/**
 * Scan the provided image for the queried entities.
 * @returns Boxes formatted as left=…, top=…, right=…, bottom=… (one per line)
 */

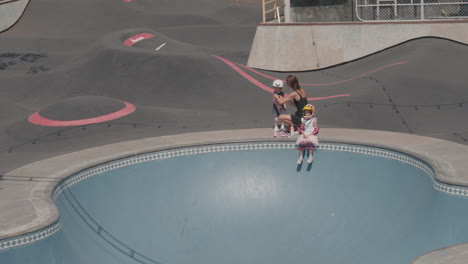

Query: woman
left=273, top=75, right=308, bottom=134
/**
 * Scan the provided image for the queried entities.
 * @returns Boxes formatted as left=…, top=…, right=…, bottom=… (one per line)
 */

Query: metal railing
left=262, top=0, right=285, bottom=23
left=355, top=0, right=468, bottom=21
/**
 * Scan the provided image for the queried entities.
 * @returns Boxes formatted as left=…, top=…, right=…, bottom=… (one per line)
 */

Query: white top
left=301, top=117, right=317, bottom=133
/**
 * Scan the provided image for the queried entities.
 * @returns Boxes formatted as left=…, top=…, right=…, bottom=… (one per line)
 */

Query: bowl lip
left=50, top=139, right=439, bottom=201
left=1, top=128, right=467, bottom=263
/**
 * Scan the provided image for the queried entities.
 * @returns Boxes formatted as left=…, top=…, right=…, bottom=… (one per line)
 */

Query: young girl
left=296, top=104, right=319, bottom=164
left=272, top=79, right=286, bottom=137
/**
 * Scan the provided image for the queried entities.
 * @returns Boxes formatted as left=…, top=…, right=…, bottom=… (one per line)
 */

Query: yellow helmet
left=302, top=104, right=315, bottom=113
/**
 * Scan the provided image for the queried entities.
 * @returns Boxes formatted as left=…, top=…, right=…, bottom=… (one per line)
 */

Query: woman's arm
left=274, top=92, right=296, bottom=105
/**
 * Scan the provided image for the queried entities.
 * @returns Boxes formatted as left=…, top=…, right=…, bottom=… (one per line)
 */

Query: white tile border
left=0, top=221, right=60, bottom=251
left=53, top=142, right=468, bottom=201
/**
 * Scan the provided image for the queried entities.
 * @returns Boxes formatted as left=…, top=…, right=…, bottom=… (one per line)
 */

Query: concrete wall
left=291, top=0, right=356, bottom=22
left=0, top=0, right=30, bottom=32
left=247, top=21, right=468, bottom=71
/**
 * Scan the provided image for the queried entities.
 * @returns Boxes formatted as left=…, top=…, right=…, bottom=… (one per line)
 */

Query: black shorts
left=291, top=114, right=302, bottom=127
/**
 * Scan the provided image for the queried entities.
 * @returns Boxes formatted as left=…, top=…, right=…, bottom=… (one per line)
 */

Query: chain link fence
left=356, top=0, right=468, bottom=21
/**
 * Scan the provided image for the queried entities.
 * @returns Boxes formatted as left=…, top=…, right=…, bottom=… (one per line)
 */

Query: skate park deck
left=0, top=0, right=467, bottom=263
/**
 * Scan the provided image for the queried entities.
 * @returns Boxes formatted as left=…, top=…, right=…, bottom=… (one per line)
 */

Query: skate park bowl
left=0, top=129, right=468, bottom=264
left=1, top=0, right=468, bottom=262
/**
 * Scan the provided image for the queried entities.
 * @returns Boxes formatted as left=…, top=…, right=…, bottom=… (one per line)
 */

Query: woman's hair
left=286, top=75, right=301, bottom=91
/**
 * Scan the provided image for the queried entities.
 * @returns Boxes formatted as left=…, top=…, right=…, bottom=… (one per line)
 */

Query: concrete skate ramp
left=0, top=0, right=29, bottom=32
left=2, top=142, right=468, bottom=264
left=247, top=21, right=468, bottom=71
left=0, top=0, right=466, bottom=174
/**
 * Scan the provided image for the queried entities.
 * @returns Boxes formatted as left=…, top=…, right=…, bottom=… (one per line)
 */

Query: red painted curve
left=235, top=61, right=408, bottom=86
left=211, top=55, right=351, bottom=101
left=123, top=33, right=155, bottom=47
left=28, top=102, right=136, bottom=127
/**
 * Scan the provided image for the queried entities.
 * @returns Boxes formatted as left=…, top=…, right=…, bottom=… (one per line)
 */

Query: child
left=272, top=79, right=287, bottom=137
left=296, top=104, right=319, bottom=164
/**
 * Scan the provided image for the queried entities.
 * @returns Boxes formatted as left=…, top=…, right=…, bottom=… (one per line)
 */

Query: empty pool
left=1, top=142, right=468, bottom=264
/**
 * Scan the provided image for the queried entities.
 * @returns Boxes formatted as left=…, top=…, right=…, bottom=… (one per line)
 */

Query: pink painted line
left=211, top=55, right=350, bottom=101
left=123, top=0, right=133, bottom=2
left=307, top=94, right=351, bottom=101
left=123, top=33, right=155, bottom=47
left=28, top=102, right=136, bottom=127
left=235, top=61, right=408, bottom=86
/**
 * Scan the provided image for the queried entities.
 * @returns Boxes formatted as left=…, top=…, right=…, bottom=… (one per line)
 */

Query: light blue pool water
left=1, top=142, right=468, bottom=264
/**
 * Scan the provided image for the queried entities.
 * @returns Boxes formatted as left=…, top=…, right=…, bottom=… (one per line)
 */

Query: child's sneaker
left=273, top=126, right=279, bottom=137
left=279, top=130, right=290, bottom=137
left=307, top=156, right=313, bottom=163
left=297, top=156, right=303, bottom=164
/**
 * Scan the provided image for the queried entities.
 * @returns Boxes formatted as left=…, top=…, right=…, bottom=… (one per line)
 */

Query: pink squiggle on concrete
left=212, top=55, right=350, bottom=101
left=28, top=102, right=136, bottom=127
left=123, top=33, right=155, bottom=47
left=235, top=61, right=408, bottom=86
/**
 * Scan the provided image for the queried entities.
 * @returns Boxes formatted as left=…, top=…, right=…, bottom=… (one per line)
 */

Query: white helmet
left=272, top=79, right=284, bottom=88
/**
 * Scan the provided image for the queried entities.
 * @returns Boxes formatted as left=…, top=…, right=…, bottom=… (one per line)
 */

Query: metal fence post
left=285, top=0, right=290, bottom=22
left=421, top=0, right=425, bottom=19
left=263, top=0, right=266, bottom=23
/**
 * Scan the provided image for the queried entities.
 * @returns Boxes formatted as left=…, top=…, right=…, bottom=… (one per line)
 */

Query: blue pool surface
left=1, top=143, right=468, bottom=264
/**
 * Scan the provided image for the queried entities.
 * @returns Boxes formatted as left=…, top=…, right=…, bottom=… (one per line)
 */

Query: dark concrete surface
left=0, top=0, right=466, bottom=175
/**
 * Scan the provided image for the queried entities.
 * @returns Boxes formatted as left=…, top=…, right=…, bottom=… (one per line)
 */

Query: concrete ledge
left=247, top=21, right=468, bottom=71
left=0, top=0, right=29, bottom=32
left=1, top=128, right=467, bottom=263
left=411, top=242, right=468, bottom=264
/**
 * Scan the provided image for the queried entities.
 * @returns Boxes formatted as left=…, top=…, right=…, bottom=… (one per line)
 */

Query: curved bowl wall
left=1, top=142, right=468, bottom=264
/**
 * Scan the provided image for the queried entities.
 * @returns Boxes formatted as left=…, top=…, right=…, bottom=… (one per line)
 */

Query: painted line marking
left=155, top=43, right=166, bottom=51
left=235, top=61, right=408, bottom=86
left=28, top=102, right=136, bottom=127
left=211, top=55, right=350, bottom=101
left=123, top=33, right=155, bottom=47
